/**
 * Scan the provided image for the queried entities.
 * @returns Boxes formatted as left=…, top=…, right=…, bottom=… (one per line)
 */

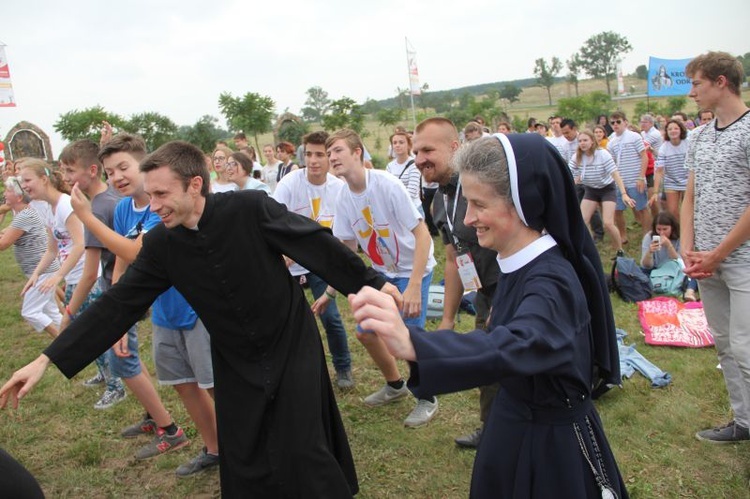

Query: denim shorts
left=615, top=185, right=648, bottom=211
left=383, top=270, right=434, bottom=328
left=108, top=325, right=141, bottom=378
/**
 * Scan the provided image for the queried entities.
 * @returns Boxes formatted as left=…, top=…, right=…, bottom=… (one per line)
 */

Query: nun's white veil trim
left=492, top=133, right=527, bottom=227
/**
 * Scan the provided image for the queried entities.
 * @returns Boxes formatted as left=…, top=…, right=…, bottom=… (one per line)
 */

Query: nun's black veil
left=494, top=133, right=620, bottom=391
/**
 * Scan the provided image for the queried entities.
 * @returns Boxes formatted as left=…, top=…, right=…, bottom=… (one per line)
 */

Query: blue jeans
left=383, top=270, right=434, bottom=328
left=307, top=273, right=351, bottom=373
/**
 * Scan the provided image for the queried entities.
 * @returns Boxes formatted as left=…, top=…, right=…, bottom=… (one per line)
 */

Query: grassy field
left=1, top=210, right=749, bottom=498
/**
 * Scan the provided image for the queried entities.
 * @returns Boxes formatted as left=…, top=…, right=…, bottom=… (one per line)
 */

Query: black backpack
left=609, top=256, right=652, bottom=302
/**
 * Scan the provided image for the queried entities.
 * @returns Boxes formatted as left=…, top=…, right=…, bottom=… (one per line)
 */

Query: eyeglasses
left=213, top=156, right=226, bottom=162
left=225, top=161, right=238, bottom=169
left=610, top=120, right=622, bottom=125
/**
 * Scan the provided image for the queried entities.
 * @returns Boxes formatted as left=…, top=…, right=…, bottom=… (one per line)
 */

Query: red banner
left=0, top=46, right=17, bottom=107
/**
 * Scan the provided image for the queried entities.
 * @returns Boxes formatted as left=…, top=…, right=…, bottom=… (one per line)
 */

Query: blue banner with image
left=647, top=57, right=694, bottom=96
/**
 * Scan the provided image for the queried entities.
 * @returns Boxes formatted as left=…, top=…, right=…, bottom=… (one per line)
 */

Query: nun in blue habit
left=350, top=133, right=627, bottom=499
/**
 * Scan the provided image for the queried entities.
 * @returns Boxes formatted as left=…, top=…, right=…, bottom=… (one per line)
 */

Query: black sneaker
left=455, top=427, right=483, bottom=449
left=696, top=421, right=750, bottom=444
left=176, top=447, right=220, bottom=477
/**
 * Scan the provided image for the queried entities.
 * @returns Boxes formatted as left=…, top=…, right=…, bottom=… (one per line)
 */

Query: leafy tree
left=566, top=55, right=583, bottom=97
left=278, top=120, right=309, bottom=146
left=177, top=115, right=229, bottom=152
left=416, top=83, right=430, bottom=111
left=321, top=97, right=366, bottom=135
left=533, top=57, right=562, bottom=106
left=361, top=98, right=382, bottom=115
left=121, top=112, right=178, bottom=151
left=635, top=64, right=648, bottom=80
left=577, top=31, right=632, bottom=95
left=499, top=84, right=522, bottom=105
left=377, top=107, right=404, bottom=130
left=218, top=92, right=275, bottom=152
left=633, top=96, right=688, bottom=120
left=300, top=86, right=331, bottom=122
left=556, top=91, right=612, bottom=126
left=54, top=105, right=124, bottom=143
left=395, top=87, right=410, bottom=110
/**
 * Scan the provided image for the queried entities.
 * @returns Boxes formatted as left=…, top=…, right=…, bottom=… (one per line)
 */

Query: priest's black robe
left=407, top=247, right=628, bottom=499
left=44, top=191, right=386, bottom=498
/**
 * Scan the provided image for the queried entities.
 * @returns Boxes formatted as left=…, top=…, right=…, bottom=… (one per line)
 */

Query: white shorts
left=21, top=273, right=62, bottom=332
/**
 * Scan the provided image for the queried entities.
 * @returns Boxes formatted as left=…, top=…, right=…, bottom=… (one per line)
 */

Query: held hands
left=348, top=286, right=416, bottom=361
left=682, top=249, right=719, bottom=279
left=0, top=355, right=50, bottom=410
left=635, top=179, right=646, bottom=194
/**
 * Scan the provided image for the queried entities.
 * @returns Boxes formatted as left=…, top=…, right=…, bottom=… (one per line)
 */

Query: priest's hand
left=349, top=287, right=416, bottom=361
left=0, top=355, right=51, bottom=410
left=379, top=282, right=403, bottom=310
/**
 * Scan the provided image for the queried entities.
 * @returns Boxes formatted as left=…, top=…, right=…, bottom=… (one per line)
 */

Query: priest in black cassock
left=0, top=140, right=400, bottom=498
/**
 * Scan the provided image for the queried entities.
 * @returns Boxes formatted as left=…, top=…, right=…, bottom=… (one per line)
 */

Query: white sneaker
left=363, top=383, right=409, bottom=407
left=404, top=398, right=438, bottom=428
left=94, top=388, right=127, bottom=410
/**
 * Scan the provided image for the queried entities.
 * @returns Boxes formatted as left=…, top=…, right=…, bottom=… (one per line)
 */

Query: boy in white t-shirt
left=324, top=128, right=439, bottom=428
left=273, top=131, right=355, bottom=389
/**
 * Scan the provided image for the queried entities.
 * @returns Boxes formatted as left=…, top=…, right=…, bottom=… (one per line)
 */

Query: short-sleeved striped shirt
left=10, top=207, right=61, bottom=276
left=655, top=140, right=689, bottom=191
left=568, top=148, right=618, bottom=189
left=686, top=112, right=750, bottom=263
left=608, top=130, right=645, bottom=187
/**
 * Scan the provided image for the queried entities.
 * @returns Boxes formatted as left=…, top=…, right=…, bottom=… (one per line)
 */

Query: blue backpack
left=610, top=256, right=652, bottom=303
left=650, top=260, right=688, bottom=297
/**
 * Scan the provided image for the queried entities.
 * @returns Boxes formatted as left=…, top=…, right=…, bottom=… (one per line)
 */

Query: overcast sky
left=1, top=0, right=747, bottom=155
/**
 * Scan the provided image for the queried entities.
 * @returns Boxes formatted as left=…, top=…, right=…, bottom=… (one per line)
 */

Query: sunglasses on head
left=610, top=119, right=622, bottom=125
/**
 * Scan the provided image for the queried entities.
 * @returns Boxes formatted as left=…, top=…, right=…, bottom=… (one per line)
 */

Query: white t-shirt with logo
left=334, top=169, right=435, bottom=279
left=273, top=169, right=346, bottom=276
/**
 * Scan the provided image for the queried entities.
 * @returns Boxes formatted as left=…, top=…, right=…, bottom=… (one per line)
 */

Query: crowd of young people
left=0, top=50, right=747, bottom=498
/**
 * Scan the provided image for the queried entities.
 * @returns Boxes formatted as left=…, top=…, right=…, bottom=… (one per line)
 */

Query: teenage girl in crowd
left=225, top=151, right=271, bottom=193
left=210, top=145, right=237, bottom=193
left=568, top=130, right=632, bottom=254
left=649, top=119, right=689, bottom=221
left=18, top=159, right=102, bottom=334
left=261, top=144, right=282, bottom=193
left=593, top=125, right=609, bottom=149
left=385, top=131, right=422, bottom=213
left=0, top=176, right=62, bottom=338
left=275, top=141, right=299, bottom=183
left=640, top=211, right=699, bottom=301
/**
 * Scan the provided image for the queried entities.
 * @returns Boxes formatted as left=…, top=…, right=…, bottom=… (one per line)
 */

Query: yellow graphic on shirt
left=358, top=206, right=390, bottom=267
left=310, top=197, right=333, bottom=228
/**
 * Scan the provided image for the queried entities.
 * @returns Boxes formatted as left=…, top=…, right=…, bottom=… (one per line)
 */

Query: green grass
left=1, top=213, right=749, bottom=498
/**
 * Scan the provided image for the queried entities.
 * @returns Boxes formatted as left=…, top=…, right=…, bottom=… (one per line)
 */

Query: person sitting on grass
left=640, top=211, right=698, bottom=301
